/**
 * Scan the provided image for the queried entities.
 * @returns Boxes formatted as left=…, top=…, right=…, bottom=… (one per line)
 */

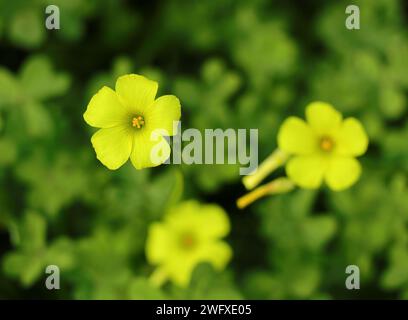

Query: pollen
left=180, top=233, right=196, bottom=250
left=320, top=136, right=334, bottom=152
left=132, top=115, right=145, bottom=129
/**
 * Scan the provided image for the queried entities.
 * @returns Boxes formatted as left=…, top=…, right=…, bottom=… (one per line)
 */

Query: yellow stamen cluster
left=320, top=136, right=334, bottom=152
left=132, top=115, right=145, bottom=129
left=180, top=233, right=196, bottom=250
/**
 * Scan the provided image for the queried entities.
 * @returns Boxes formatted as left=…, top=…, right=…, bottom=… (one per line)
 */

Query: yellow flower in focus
left=278, top=102, right=368, bottom=191
left=146, top=201, right=232, bottom=287
left=83, top=74, right=181, bottom=170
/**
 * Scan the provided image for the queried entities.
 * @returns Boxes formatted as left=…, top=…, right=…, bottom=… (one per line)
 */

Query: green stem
left=237, top=177, right=295, bottom=209
left=149, top=267, right=168, bottom=288
left=242, top=149, right=289, bottom=190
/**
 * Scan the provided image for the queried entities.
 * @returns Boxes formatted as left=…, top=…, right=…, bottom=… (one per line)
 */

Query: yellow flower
left=146, top=201, right=232, bottom=287
left=278, top=102, right=368, bottom=191
left=83, top=74, right=181, bottom=170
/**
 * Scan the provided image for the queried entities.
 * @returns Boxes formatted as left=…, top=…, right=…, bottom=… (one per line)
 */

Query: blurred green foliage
left=0, top=0, right=408, bottom=299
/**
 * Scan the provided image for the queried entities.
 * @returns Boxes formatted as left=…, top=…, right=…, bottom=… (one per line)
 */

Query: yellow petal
left=165, top=201, right=200, bottom=229
left=166, top=256, right=197, bottom=287
left=197, top=204, right=230, bottom=238
left=145, top=95, right=181, bottom=136
left=198, top=241, right=232, bottom=270
left=335, top=118, right=369, bottom=156
left=286, top=155, right=327, bottom=189
left=90, top=125, right=132, bottom=170
left=130, top=131, right=171, bottom=169
left=83, top=86, right=129, bottom=128
left=146, top=223, right=171, bottom=265
left=166, top=241, right=232, bottom=287
left=306, top=101, right=342, bottom=135
left=325, top=157, right=361, bottom=191
left=165, top=201, right=230, bottom=238
left=277, top=117, right=317, bottom=155
left=115, top=74, right=158, bottom=113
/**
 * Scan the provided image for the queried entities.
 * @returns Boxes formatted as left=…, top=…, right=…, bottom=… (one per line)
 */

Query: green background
left=0, top=0, right=408, bottom=299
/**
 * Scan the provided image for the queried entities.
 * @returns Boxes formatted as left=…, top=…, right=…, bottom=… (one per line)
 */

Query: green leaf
left=379, top=84, right=406, bottom=119
left=0, top=68, right=21, bottom=108
left=288, top=265, right=320, bottom=298
left=19, top=211, right=47, bottom=251
left=303, top=216, right=337, bottom=250
left=20, top=55, right=70, bottom=101
left=244, top=271, right=284, bottom=299
left=128, top=277, right=167, bottom=299
left=3, top=252, right=44, bottom=287
left=183, top=263, right=242, bottom=299
left=382, top=245, right=408, bottom=289
left=22, top=101, right=54, bottom=137
left=9, top=9, right=44, bottom=48
left=46, top=238, right=76, bottom=270
left=0, top=137, right=17, bottom=167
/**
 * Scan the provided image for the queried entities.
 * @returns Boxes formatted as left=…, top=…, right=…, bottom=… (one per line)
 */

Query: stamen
left=132, top=115, right=145, bottom=129
left=320, top=136, right=334, bottom=152
left=180, top=233, right=196, bottom=250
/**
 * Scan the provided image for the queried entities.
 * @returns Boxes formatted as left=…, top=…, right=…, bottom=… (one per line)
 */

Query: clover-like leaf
left=20, top=55, right=70, bottom=101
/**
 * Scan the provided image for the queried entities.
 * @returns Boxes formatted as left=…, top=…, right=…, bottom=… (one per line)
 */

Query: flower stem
left=149, top=267, right=168, bottom=287
left=242, top=149, right=289, bottom=190
left=237, top=177, right=295, bottom=209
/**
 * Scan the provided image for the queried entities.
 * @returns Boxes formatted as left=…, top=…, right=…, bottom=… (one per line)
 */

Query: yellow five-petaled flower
left=84, top=74, right=181, bottom=170
left=146, top=201, right=232, bottom=287
left=278, top=102, right=368, bottom=191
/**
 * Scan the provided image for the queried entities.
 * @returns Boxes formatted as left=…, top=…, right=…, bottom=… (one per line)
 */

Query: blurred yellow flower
left=83, top=74, right=181, bottom=170
left=146, top=201, right=232, bottom=287
left=278, top=101, right=368, bottom=191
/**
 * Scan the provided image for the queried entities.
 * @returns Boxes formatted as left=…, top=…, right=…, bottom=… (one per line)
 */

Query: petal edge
left=115, top=74, right=158, bottom=114
left=278, top=117, right=317, bottom=155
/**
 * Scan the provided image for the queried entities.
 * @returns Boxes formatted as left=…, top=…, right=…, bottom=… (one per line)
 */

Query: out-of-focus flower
left=146, top=201, right=232, bottom=287
left=238, top=102, right=368, bottom=209
left=84, top=74, right=181, bottom=170
left=278, top=102, right=368, bottom=190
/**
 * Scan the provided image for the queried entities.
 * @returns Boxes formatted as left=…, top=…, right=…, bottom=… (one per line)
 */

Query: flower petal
left=286, top=155, right=327, bottom=189
left=306, top=101, right=342, bottom=135
left=165, top=201, right=200, bottom=229
left=166, top=241, right=232, bottom=287
left=83, top=86, right=129, bottom=128
left=197, top=241, right=232, bottom=271
left=166, top=255, right=197, bottom=287
left=197, top=204, right=230, bottom=239
left=146, top=223, right=171, bottom=265
left=165, top=201, right=230, bottom=238
left=277, top=117, right=317, bottom=155
left=335, top=118, right=369, bottom=156
left=90, top=125, right=132, bottom=170
left=130, top=131, right=171, bottom=169
left=115, top=74, right=158, bottom=113
left=145, top=95, right=181, bottom=136
left=325, top=157, right=361, bottom=191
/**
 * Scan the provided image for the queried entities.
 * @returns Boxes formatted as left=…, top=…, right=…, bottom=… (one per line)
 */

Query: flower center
left=320, top=136, right=334, bottom=152
left=179, top=233, right=196, bottom=251
left=132, top=115, right=145, bottom=129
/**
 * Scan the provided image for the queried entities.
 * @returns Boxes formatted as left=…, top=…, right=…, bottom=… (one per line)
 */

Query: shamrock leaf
left=20, top=55, right=71, bottom=101
left=2, top=211, right=75, bottom=287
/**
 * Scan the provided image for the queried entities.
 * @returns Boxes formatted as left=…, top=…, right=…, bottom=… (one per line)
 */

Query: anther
left=132, top=116, right=145, bottom=129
